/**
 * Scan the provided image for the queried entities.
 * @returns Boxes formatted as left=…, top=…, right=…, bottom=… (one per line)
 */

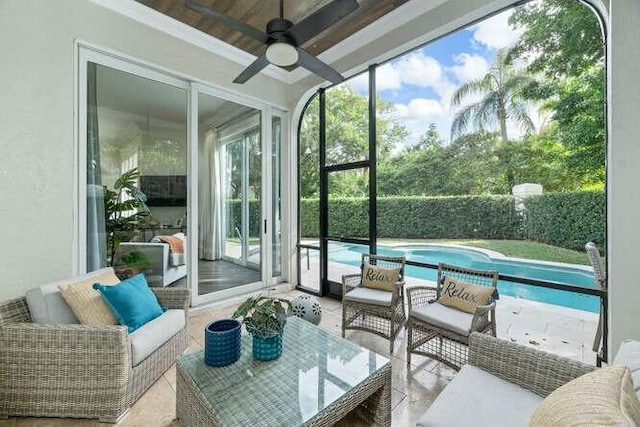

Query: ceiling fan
left=186, top=0, right=359, bottom=84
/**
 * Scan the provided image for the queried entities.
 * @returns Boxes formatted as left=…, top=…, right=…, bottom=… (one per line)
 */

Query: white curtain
left=198, top=130, right=222, bottom=260
left=86, top=62, right=107, bottom=271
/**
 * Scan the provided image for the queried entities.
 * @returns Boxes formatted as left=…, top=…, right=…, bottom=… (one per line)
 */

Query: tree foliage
left=299, top=85, right=408, bottom=198
left=299, top=0, right=605, bottom=200
left=450, top=49, right=536, bottom=143
left=541, top=65, right=605, bottom=185
left=509, top=0, right=605, bottom=187
left=508, top=0, right=604, bottom=78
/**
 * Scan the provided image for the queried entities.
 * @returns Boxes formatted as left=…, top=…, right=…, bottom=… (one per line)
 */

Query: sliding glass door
left=221, top=126, right=261, bottom=268
left=196, top=89, right=284, bottom=302
left=80, top=46, right=286, bottom=305
left=81, top=52, right=189, bottom=285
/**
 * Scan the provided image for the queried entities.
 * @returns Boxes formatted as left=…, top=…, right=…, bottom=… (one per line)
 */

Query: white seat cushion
left=25, top=267, right=115, bottom=324
left=343, top=287, right=392, bottom=307
left=411, top=302, right=474, bottom=336
left=417, top=364, right=543, bottom=427
left=129, top=309, right=185, bottom=366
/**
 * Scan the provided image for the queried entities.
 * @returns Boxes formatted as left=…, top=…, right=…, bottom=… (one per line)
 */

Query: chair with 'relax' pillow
left=407, top=262, right=499, bottom=370
left=342, top=254, right=406, bottom=354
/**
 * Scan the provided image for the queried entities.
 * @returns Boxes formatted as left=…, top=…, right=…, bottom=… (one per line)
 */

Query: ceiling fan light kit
left=187, top=0, right=359, bottom=84
left=266, top=42, right=298, bottom=67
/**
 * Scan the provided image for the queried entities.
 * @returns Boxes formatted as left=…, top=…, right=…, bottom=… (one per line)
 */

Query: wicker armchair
left=417, top=332, right=596, bottom=426
left=406, top=263, right=498, bottom=370
left=0, top=287, right=190, bottom=423
left=342, top=254, right=406, bottom=354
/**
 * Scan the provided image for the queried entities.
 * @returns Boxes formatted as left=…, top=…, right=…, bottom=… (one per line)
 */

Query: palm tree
left=450, top=48, right=536, bottom=143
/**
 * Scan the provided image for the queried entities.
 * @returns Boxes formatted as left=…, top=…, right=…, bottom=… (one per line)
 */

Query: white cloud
left=394, top=53, right=442, bottom=88
left=349, top=52, right=453, bottom=97
left=450, top=53, right=490, bottom=84
left=393, top=98, right=443, bottom=120
left=350, top=11, right=527, bottom=148
left=346, top=73, right=368, bottom=93
left=345, top=62, right=403, bottom=93
left=375, top=63, right=402, bottom=91
left=390, top=98, right=451, bottom=149
left=471, top=11, right=523, bottom=50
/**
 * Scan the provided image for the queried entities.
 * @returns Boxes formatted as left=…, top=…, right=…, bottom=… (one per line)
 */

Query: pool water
left=329, top=243, right=599, bottom=313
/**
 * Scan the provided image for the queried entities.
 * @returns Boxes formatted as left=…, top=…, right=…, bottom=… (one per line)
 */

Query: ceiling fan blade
left=394, top=0, right=410, bottom=5
left=233, top=53, right=270, bottom=84
left=186, top=0, right=269, bottom=43
left=289, top=0, right=359, bottom=46
left=296, top=48, right=345, bottom=84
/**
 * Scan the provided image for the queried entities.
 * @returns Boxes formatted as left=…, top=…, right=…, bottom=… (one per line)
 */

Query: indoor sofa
left=0, top=267, right=190, bottom=423
left=417, top=333, right=640, bottom=426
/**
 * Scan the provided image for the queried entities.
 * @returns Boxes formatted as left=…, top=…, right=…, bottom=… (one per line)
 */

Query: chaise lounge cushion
left=25, top=267, right=116, bottom=324
left=129, top=309, right=185, bottom=366
left=411, top=302, right=474, bottom=336
left=416, top=364, right=543, bottom=427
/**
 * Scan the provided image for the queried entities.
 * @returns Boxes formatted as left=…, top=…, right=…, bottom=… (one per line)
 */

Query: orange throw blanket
left=157, top=236, right=185, bottom=267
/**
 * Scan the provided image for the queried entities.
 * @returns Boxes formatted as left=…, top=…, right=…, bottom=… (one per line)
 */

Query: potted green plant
left=104, top=168, right=150, bottom=264
left=233, top=295, right=291, bottom=361
left=114, top=250, right=152, bottom=279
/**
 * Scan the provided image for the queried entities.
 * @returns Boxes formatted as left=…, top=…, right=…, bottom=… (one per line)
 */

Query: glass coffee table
left=176, top=316, right=391, bottom=426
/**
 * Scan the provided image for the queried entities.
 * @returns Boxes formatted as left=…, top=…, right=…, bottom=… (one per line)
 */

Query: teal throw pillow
left=93, top=273, right=165, bottom=333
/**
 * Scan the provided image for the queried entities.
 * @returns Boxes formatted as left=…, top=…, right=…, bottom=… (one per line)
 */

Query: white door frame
left=76, top=45, right=189, bottom=275
left=76, top=43, right=290, bottom=308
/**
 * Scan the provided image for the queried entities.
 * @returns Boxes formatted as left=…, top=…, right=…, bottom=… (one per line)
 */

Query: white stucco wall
left=608, top=0, right=640, bottom=355
left=0, top=0, right=290, bottom=300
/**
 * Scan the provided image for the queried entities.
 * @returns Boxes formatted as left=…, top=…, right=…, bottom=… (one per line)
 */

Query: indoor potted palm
left=233, top=295, right=291, bottom=361
left=104, top=168, right=150, bottom=264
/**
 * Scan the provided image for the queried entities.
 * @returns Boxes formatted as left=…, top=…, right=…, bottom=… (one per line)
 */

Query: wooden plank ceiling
left=135, top=0, right=402, bottom=63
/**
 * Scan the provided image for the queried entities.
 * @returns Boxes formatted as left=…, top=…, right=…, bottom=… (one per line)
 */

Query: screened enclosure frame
left=295, top=0, right=610, bottom=363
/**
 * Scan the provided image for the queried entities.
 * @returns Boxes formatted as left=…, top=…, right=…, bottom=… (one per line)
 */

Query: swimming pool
left=328, top=243, right=599, bottom=313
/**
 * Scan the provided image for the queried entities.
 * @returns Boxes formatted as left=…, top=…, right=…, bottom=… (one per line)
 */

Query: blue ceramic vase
left=204, top=318, right=241, bottom=367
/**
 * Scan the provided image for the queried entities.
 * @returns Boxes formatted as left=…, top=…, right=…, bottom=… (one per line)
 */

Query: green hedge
left=523, top=190, right=605, bottom=251
left=300, top=191, right=605, bottom=252
left=243, top=191, right=605, bottom=252
left=300, top=195, right=520, bottom=239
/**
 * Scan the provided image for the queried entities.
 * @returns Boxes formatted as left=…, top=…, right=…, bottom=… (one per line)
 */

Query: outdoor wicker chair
left=342, top=254, right=406, bottom=354
left=0, top=283, right=190, bottom=422
left=406, top=262, right=499, bottom=370
left=585, top=241, right=607, bottom=356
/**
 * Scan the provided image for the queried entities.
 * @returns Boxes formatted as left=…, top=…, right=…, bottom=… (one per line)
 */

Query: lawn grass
left=378, top=238, right=591, bottom=265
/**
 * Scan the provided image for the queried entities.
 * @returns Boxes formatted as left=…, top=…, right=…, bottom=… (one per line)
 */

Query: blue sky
left=346, top=9, right=524, bottom=147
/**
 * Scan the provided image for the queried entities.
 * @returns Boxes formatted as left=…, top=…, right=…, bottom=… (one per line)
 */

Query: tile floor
left=0, top=287, right=598, bottom=427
